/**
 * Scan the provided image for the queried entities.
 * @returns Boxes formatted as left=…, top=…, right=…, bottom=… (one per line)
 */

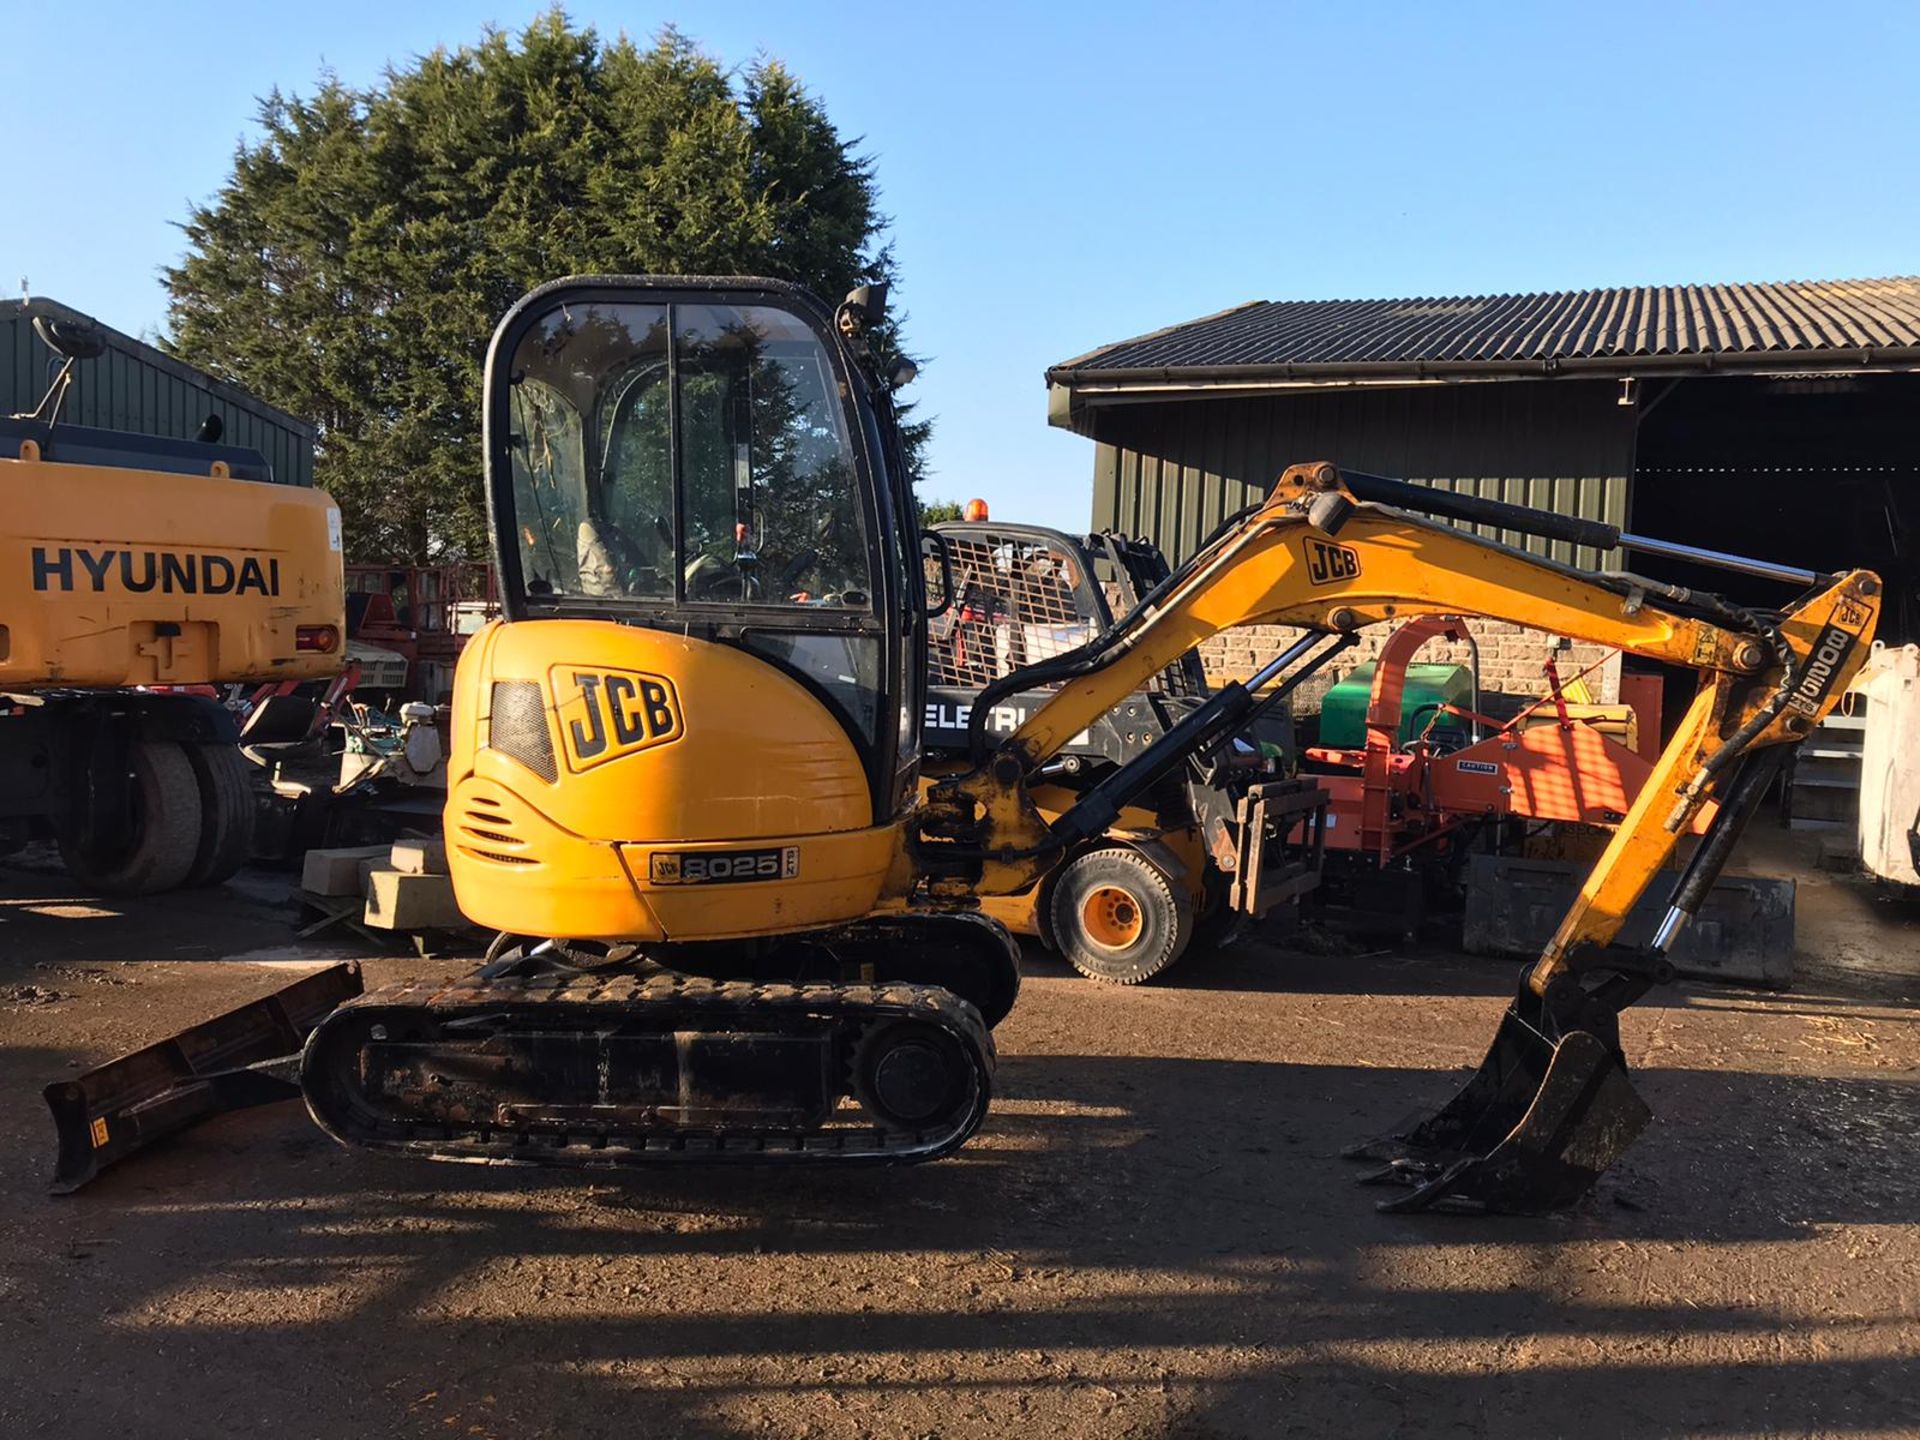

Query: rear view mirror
left=32, top=313, right=106, bottom=362
left=921, top=530, right=954, bottom=618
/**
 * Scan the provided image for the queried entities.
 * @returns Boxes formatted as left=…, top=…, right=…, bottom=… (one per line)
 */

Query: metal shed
left=1, top=297, right=315, bottom=487
left=1049, top=276, right=1920, bottom=636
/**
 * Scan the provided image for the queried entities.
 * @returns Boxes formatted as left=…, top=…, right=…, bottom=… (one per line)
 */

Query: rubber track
left=301, top=972, right=994, bottom=1168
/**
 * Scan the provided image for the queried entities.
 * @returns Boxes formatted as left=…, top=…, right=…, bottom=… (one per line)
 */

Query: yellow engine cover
left=446, top=618, right=906, bottom=943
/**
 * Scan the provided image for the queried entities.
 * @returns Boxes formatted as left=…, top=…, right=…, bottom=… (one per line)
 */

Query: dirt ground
left=1, top=835, right=1916, bottom=1440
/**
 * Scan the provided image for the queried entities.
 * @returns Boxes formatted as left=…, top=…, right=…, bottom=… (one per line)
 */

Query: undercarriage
left=47, top=909, right=1020, bottom=1189
left=304, top=971, right=995, bottom=1167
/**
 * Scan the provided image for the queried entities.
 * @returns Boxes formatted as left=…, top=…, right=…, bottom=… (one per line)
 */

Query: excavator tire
left=183, top=742, right=256, bottom=887
left=1050, top=846, right=1192, bottom=985
left=58, top=740, right=203, bottom=896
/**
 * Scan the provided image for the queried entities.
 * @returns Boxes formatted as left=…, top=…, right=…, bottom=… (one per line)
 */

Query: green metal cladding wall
left=1085, top=378, right=1633, bottom=572
left=1, top=300, right=315, bottom=487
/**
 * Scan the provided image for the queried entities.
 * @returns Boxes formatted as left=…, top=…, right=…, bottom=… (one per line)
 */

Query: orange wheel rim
left=1081, top=885, right=1144, bottom=950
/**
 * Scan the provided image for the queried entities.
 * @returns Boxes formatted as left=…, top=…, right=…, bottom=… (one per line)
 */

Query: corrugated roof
left=0, top=297, right=315, bottom=436
left=1050, top=276, right=1920, bottom=383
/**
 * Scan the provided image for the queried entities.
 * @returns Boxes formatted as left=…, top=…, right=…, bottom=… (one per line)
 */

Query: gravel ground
left=1, top=839, right=1916, bottom=1440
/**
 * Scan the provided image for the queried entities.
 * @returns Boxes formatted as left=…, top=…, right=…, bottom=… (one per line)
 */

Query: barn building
left=1047, top=276, right=1920, bottom=710
left=2, top=297, right=314, bottom=487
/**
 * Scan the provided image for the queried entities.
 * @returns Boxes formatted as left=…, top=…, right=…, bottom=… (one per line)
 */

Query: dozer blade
left=43, top=962, right=363, bottom=1194
left=1344, top=1012, right=1651, bottom=1214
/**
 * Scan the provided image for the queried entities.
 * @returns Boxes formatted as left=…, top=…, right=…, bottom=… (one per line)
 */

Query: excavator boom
left=918, top=461, right=1879, bottom=1211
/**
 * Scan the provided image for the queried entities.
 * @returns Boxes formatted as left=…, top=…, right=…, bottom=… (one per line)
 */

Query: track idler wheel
left=851, top=1020, right=975, bottom=1131
left=1343, top=983, right=1652, bottom=1214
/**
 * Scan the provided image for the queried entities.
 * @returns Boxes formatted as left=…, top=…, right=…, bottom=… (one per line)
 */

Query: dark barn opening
left=1630, top=373, right=1920, bottom=636
left=1049, top=277, right=1920, bottom=649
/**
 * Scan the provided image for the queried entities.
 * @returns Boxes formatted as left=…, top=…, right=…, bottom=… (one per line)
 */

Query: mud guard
left=43, top=963, right=362, bottom=1194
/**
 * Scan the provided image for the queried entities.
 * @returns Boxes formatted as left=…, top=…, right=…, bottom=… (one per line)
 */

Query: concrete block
left=1817, top=834, right=1861, bottom=872
left=363, top=869, right=470, bottom=931
left=357, top=856, right=384, bottom=894
left=390, top=838, right=449, bottom=875
left=300, top=844, right=394, bottom=897
left=1462, top=853, right=1795, bottom=988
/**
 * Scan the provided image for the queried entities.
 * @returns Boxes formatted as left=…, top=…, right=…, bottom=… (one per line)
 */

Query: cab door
left=485, top=277, right=919, bottom=823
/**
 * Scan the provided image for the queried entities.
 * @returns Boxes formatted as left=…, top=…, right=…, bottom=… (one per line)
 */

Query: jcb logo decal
left=1303, top=537, right=1362, bottom=585
left=554, top=666, right=683, bottom=771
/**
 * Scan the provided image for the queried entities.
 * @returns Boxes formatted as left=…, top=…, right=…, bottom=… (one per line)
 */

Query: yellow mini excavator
left=50, top=276, right=1879, bottom=1214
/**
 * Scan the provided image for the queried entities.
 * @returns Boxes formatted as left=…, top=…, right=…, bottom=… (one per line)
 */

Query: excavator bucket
left=1345, top=1006, right=1651, bottom=1214
left=43, top=962, right=361, bottom=1194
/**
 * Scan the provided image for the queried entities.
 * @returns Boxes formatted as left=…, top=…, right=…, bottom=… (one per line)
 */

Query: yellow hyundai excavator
left=2, top=306, right=344, bottom=893
left=50, top=276, right=1878, bottom=1215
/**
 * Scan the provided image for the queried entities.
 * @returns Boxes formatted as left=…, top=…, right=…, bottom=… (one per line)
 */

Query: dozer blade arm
left=921, top=460, right=1880, bottom=1212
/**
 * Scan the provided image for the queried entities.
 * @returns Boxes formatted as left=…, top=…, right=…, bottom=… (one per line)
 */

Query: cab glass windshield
left=505, top=299, right=872, bottom=609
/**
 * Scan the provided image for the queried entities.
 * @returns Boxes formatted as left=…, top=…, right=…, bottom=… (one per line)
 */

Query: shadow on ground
left=2, top=1015, right=1915, bottom=1439
left=2, top=834, right=1917, bottom=1438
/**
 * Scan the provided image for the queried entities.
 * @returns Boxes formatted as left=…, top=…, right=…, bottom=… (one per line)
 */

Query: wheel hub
left=1082, top=885, right=1144, bottom=950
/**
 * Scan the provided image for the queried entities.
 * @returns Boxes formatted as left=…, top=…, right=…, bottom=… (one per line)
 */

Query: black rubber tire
left=182, top=742, right=256, bottom=887
left=1049, top=847, right=1193, bottom=985
left=58, top=740, right=203, bottom=895
left=863, top=919, right=1022, bottom=1029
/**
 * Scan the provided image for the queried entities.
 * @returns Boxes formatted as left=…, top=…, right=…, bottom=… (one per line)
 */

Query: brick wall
left=1201, top=620, right=1622, bottom=723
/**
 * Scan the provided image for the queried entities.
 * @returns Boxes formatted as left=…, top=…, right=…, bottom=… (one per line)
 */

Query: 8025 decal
left=649, top=846, right=801, bottom=885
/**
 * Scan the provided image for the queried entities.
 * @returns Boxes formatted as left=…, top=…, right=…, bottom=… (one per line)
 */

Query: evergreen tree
left=164, top=13, right=924, bottom=562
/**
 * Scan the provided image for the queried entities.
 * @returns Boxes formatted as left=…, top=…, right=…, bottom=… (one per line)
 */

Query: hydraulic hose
left=1340, top=471, right=1622, bottom=553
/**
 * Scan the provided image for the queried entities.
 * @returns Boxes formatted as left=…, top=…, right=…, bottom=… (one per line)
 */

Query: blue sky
left=7, top=2, right=1917, bottom=531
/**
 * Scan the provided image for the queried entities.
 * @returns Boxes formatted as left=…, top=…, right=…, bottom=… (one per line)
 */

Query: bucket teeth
left=1346, top=1014, right=1652, bottom=1215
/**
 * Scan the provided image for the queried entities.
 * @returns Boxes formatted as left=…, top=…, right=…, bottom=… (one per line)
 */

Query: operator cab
left=484, top=277, right=931, bottom=815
